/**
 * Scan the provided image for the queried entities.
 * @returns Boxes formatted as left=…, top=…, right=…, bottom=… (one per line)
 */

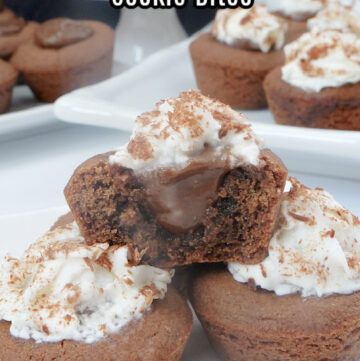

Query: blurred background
left=6, top=0, right=216, bottom=34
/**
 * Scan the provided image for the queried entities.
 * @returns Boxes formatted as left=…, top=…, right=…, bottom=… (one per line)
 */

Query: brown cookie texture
left=0, top=10, right=37, bottom=59
left=11, top=19, right=114, bottom=102
left=264, top=67, right=360, bottom=130
left=190, top=265, right=360, bottom=361
left=64, top=149, right=287, bottom=268
left=0, top=58, right=17, bottom=113
left=0, top=286, right=193, bottom=361
left=189, top=22, right=305, bottom=110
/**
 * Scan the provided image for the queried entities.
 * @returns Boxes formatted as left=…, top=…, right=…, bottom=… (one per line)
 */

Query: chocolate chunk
left=35, top=18, right=93, bottom=49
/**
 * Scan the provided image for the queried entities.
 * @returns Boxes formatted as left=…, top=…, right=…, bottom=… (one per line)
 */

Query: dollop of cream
left=267, top=0, right=324, bottom=21
left=228, top=178, right=360, bottom=298
left=308, top=4, right=360, bottom=35
left=212, top=6, right=287, bottom=53
left=281, top=30, right=360, bottom=92
left=0, top=222, right=172, bottom=343
left=110, top=90, right=262, bottom=172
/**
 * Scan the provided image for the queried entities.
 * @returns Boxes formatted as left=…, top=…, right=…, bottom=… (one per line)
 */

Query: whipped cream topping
left=281, top=30, right=360, bottom=92
left=229, top=178, right=360, bottom=298
left=308, top=4, right=360, bottom=35
left=0, top=222, right=172, bottom=343
left=266, top=0, right=324, bottom=21
left=212, top=6, right=287, bottom=53
left=110, top=90, right=262, bottom=172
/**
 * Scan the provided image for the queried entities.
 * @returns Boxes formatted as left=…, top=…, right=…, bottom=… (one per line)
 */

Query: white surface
left=0, top=86, right=53, bottom=136
left=54, top=36, right=360, bottom=180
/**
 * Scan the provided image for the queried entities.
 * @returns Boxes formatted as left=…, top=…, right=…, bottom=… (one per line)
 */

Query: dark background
left=5, top=0, right=216, bottom=34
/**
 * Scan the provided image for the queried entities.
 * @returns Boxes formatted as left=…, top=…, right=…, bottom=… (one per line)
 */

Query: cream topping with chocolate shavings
left=212, top=5, right=287, bottom=53
left=229, top=178, right=360, bottom=297
left=110, top=90, right=262, bottom=172
left=281, top=30, right=360, bottom=92
left=0, top=222, right=172, bottom=343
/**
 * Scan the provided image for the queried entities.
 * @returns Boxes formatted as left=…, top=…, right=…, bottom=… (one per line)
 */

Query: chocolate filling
left=35, top=18, right=94, bottom=49
left=140, top=161, right=229, bottom=233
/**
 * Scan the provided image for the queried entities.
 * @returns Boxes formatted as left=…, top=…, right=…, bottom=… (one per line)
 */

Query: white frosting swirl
left=267, top=0, right=324, bottom=21
left=281, top=30, right=360, bottom=92
left=308, top=4, right=360, bottom=35
left=229, top=178, right=360, bottom=298
left=212, top=6, right=287, bottom=53
left=110, top=90, right=262, bottom=172
left=0, top=222, right=172, bottom=343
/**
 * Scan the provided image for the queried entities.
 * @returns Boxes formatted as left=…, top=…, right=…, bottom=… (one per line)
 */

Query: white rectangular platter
left=54, top=35, right=360, bottom=181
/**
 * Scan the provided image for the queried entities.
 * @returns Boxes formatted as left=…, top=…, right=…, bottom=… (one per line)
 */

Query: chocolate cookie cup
left=0, top=7, right=38, bottom=59
left=190, top=9, right=305, bottom=109
left=64, top=90, right=287, bottom=268
left=191, top=178, right=360, bottom=361
left=264, top=67, right=360, bottom=130
left=11, top=18, right=114, bottom=102
left=264, top=29, right=360, bottom=131
left=65, top=149, right=286, bottom=268
left=0, top=286, right=192, bottom=361
left=0, top=214, right=192, bottom=361
left=0, top=58, right=18, bottom=113
left=190, top=266, right=360, bottom=361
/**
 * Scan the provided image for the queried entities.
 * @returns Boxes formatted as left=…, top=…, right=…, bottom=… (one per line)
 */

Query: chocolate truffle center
left=35, top=18, right=94, bottom=49
left=140, top=160, right=229, bottom=234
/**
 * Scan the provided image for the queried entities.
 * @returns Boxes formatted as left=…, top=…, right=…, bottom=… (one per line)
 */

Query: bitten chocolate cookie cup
left=0, top=59, right=18, bottom=113
left=64, top=149, right=287, bottom=268
left=189, top=25, right=304, bottom=110
left=264, top=67, right=360, bottom=130
left=190, top=266, right=360, bottom=361
left=0, top=287, right=192, bottom=361
left=11, top=20, right=114, bottom=103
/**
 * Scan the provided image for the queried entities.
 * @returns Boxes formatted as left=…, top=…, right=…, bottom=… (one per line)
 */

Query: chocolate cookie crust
left=11, top=20, right=114, bottom=102
left=264, top=67, right=360, bottom=130
left=64, top=149, right=287, bottom=268
left=0, top=9, right=37, bottom=59
left=0, top=59, right=18, bottom=113
left=0, top=287, right=192, bottom=361
left=190, top=23, right=304, bottom=110
left=190, top=266, right=360, bottom=361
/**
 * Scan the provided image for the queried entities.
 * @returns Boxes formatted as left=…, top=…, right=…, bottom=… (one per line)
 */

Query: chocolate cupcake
left=0, top=58, right=17, bottom=113
left=191, top=178, right=360, bottom=361
left=0, top=220, right=192, bottom=360
left=65, top=90, right=287, bottom=268
left=190, top=6, right=303, bottom=109
left=264, top=30, right=360, bottom=130
left=0, top=6, right=37, bottom=59
left=11, top=18, right=114, bottom=102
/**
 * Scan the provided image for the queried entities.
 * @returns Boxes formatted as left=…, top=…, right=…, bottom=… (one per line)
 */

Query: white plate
left=0, top=86, right=53, bottom=136
left=54, top=36, right=360, bottom=180
left=0, top=61, right=132, bottom=136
